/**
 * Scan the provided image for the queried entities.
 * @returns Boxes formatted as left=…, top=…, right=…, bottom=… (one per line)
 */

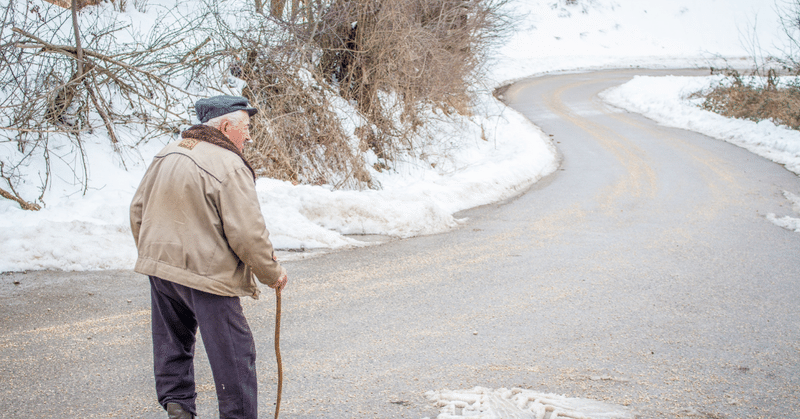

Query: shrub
left=696, top=70, right=800, bottom=130
left=211, top=0, right=512, bottom=188
left=694, top=1, right=800, bottom=130
left=0, top=1, right=201, bottom=208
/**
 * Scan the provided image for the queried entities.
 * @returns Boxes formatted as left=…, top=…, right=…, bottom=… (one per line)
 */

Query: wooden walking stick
left=274, top=287, right=283, bottom=419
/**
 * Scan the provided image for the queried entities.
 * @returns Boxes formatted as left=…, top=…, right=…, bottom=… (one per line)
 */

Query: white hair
left=204, top=110, right=247, bottom=128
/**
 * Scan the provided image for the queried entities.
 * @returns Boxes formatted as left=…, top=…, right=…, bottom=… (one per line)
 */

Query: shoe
left=166, top=402, right=194, bottom=419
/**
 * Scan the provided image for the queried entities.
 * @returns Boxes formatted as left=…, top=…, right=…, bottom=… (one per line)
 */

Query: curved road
left=1, top=69, right=799, bottom=418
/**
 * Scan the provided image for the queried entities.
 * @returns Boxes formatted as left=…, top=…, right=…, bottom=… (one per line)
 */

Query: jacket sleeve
left=218, top=167, right=283, bottom=287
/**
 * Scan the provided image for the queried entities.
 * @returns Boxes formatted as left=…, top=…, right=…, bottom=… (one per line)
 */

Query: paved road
left=1, top=69, right=799, bottom=419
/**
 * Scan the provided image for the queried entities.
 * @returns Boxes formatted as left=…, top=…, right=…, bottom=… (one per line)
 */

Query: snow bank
left=259, top=95, right=557, bottom=244
left=0, top=129, right=164, bottom=272
left=425, top=387, right=634, bottom=419
left=767, top=191, right=800, bottom=233
left=599, top=75, right=800, bottom=175
left=0, top=91, right=556, bottom=272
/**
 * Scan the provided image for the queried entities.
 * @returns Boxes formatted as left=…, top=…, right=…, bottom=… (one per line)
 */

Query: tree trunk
left=271, top=0, right=287, bottom=18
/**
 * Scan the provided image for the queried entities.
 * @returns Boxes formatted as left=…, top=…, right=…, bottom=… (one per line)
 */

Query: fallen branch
left=0, top=186, right=40, bottom=210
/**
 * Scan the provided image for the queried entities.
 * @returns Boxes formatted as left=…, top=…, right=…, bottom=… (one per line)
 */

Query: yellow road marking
left=544, top=77, right=658, bottom=213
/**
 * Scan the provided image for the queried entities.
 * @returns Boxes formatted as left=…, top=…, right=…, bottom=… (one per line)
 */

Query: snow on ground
left=599, top=75, right=800, bottom=232
left=767, top=191, right=800, bottom=233
left=425, top=387, right=633, bottom=419
left=254, top=95, right=558, bottom=250
left=0, top=90, right=557, bottom=271
left=491, top=0, right=783, bottom=84
left=0, top=0, right=792, bottom=272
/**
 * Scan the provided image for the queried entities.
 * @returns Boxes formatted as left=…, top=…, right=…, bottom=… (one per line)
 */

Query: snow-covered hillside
left=494, top=0, right=783, bottom=83
left=0, top=0, right=791, bottom=272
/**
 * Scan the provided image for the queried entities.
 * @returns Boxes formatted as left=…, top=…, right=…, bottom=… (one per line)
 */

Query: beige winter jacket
left=130, top=135, right=282, bottom=299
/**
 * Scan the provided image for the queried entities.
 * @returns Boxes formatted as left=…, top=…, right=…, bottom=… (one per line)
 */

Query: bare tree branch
left=0, top=186, right=41, bottom=210
left=12, top=27, right=193, bottom=95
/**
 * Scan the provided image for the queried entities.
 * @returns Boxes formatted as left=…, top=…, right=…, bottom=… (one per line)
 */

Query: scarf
left=182, top=124, right=256, bottom=181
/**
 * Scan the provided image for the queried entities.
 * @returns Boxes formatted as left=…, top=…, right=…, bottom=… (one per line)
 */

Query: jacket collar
left=182, top=124, right=256, bottom=180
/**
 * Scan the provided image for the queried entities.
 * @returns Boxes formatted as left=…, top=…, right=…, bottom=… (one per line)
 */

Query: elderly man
left=130, top=95, right=287, bottom=419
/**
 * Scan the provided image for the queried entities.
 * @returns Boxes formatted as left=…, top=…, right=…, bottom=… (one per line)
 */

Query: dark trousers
left=149, top=276, right=258, bottom=419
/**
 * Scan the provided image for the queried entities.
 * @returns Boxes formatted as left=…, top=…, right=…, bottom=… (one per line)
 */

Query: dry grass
left=696, top=70, right=800, bottom=130
left=222, top=0, right=511, bottom=189
left=698, top=0, right=800, bottom=130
